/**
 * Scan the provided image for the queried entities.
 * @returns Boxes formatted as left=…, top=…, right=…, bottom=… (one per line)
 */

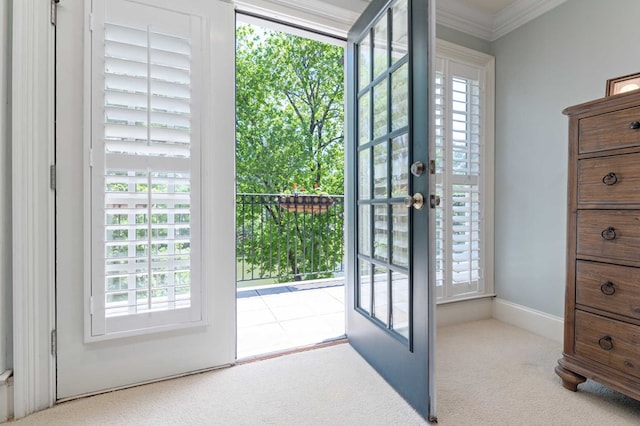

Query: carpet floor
left=11, top=319, right=640, bottom=425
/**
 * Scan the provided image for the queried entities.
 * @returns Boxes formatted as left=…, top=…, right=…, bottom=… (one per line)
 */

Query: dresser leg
left=555, top=363, right=586, bottom=391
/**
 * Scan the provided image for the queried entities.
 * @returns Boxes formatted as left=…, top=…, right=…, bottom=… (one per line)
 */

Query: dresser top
left=564, top=91, right=640, bottom=118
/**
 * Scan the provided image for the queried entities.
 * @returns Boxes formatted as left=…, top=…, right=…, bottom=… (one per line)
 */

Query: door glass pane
left=359, top=205, right=371, bottom=256
left=359, top=33, right=371, bottom=90
left=359, top=91, right=371, bottom=145
left=391, top=0, right=408, bottom=64
left=391, top=63, right=409, bottom=130
left=392, top=271, right=409, bottom=339
left=391, top=133, right=409, bottom=197
left=373, top=80, right=388, bottom=139
left=374, top=142, right=388, bottom=198
left=374, top=266, right=389, bottom=325
left=373, top=15, right=388, bottom=79
left=392, top=204, right=409, bottom=268
left=359, top=148, right=371, bottom=199
left=359, top=260, right=372, bottom=313
left=373, top=205, right=388, bottom=261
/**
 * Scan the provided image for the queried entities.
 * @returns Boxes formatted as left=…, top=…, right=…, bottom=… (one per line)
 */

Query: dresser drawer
left=579, top=106, right=640, bottom=153
left=578, top=153, right=640, bottom=205
left=577, top=210, right=640, bottom=262
left=576, top=261, right=640, bottom=320
left=575, top=310, right=640, bottom=379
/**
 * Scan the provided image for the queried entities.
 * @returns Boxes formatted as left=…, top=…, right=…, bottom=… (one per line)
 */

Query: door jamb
left=11, top=0, right=56, bottom=419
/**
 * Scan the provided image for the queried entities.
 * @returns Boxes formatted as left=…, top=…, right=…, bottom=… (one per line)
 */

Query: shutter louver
left=102, top=22, right=194, bottom=319
left=435, top=59, right=484, bottom=300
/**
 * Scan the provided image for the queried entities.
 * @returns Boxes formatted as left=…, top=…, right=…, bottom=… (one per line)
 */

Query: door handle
left=404, top=193, right=425, bottom=210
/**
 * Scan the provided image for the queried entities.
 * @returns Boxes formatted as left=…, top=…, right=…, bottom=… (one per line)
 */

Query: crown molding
left=436, top=0, right=567, bottom=42
left=436, top=0, right=494, bottom=41
left=492, top=0, right=567, bottom=40
left=234, top=0, right=566, bottom=42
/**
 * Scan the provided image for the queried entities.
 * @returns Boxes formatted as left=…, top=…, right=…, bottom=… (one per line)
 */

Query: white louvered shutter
left=435, top=57, right=486, bottom=300
left=91, top=1, right=203, bottom=336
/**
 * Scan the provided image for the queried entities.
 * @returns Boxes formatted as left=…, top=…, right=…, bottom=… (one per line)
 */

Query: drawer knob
left=601, top=227, right=617, bottom=240
left=598, top=335, right=614, bottom=351
left=630, top=121, right=640, bottom=130
left=600, top=281, right=616, bottom=295
left=602, top=172, right=618, bottom=186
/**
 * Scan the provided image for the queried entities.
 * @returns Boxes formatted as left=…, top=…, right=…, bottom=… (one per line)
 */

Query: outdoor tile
left=236, top=289, right=260, bottom=299
left=267, top=303, right=316, bottom=322
left=237, top=308, right=278, bottom=328
left=237, top=322, right=288, bottom=359
left=237, top=284, right=346, bottom=358
left=260, top=291, right=307, bottom=308
left=256, top=286, right=293, bottom=296
left=322, top=285, right=346, bottom=303
left=236, top=295, right=268, bottom=312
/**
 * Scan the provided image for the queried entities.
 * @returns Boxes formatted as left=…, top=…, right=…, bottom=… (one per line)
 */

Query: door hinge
left=50, top=164, right=56, bottom=191
left=90, top=296, right=94, bottom=315
left=429, top=159, right=436, bottom=175
left=89, top=13, right=94, bottom=32
left=50, top=0, right=60, bottom=26
left=51, top=330, right=57, bottom=356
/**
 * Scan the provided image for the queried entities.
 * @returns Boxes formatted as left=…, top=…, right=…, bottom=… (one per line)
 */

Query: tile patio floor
left=237, top=281, right=346, bottom=359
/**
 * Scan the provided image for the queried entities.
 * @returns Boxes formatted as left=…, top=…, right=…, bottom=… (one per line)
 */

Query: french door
left=55, top=0, right=236, bottom=398
left=346, top=0, right=436, bottom=421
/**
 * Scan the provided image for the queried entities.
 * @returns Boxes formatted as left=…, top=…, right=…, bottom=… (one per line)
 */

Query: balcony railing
left=236, top=193, right=344, bottom=283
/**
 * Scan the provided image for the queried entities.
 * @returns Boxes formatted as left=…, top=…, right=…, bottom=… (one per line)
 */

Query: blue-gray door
left=346, top=0, right=435, bottom=421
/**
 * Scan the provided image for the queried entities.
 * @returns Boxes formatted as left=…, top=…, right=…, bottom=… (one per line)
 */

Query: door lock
left=430, top=194, right=441, bottom=208
left=410, top=161, right=425, bottom=177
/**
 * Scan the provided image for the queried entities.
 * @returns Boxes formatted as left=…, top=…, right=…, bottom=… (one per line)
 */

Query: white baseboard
left=492, top=298, right=563, bottom=343
left=436, top=297, right=493, bottom=328
left=0, top=370, right=13, bottom=422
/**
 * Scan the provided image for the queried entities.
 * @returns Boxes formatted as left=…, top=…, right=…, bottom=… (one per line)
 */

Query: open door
left=346, top=0, right=436, bottom=421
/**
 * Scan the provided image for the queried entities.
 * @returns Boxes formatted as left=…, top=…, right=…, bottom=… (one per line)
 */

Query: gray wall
left=0, top=0, right=12, bottom=372
left=436, top=24, right=491, bottom=54
left=491, top=0, right=640, bottom=316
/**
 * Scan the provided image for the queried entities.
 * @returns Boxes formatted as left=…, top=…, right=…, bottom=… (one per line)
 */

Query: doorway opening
left=235, top=15, right=347, bottom=359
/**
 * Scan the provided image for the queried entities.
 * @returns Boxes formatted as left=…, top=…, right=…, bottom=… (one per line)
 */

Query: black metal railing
left=236, top=193, right=344, bottom=283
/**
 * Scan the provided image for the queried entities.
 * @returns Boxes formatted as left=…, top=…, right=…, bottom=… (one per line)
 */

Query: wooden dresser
left=556, top=91, right=640, bottom=400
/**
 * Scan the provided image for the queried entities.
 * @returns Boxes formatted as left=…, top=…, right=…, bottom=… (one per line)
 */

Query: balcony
left=236, top=193, right=345, bottom=358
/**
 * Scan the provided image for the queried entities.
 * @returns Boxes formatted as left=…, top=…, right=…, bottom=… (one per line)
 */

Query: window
left=89, top=3, right=206, bottom=338
left=434, top=40, right=494, bottom=302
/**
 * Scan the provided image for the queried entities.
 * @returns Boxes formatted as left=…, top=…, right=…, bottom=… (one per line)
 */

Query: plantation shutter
left=434, top=57, right=485, bottom=300
left=91, top=0, right=203, bottom=337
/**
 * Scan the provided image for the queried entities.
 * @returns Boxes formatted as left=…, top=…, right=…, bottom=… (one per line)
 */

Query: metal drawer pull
left=598, top=335, right=614, bottom=351
left=630, top=121, right=640, bottom=130
left=600, top=281, right=616, bottom=295
left=601, top=227, right=617, bottom=240
left=602, top=172, right=618, bottom=185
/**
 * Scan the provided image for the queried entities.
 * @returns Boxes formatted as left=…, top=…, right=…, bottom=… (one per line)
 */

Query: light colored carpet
left=11, top=319, right=640, bottom=425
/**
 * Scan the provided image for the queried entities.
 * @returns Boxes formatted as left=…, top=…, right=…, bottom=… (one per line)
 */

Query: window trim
left=434, top=39, right=495, bottom=304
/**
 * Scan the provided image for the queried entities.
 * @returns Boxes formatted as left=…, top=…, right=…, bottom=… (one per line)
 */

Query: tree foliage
left=235, top=24, right=345, bottom=281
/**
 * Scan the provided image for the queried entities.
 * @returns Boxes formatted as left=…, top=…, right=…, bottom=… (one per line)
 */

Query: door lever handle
left=404, top=193, right=425, bottom=210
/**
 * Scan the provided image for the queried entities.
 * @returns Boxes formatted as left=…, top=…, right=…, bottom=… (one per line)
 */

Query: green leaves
left=236, top=24, right=345, bottom=281
left=236, top=24, right=344, bottom=195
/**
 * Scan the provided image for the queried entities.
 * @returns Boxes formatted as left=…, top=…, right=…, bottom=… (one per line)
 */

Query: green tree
left=235, top=24, right=345, bottom=282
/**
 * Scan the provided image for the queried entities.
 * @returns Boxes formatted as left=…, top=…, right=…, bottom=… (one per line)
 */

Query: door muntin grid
left=355, top=0, right=411, bottom=343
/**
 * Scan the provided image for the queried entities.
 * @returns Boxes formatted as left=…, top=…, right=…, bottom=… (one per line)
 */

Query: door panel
left=346, top=0, right=435, bottom=420
left=56, top=0, right=236, bottom=398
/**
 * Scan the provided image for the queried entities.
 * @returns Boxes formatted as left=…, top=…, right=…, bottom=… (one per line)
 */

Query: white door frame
left=10, top=0, right=361, bottom=419
left=11, top=0, right=56, bottom=419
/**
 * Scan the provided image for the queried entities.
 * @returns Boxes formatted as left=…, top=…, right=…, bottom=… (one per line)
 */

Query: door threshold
left=237, top=336, right=347, bottom=365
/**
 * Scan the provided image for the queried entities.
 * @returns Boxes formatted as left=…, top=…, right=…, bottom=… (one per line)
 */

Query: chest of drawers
left=556, top=91, right=640, bottom=400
